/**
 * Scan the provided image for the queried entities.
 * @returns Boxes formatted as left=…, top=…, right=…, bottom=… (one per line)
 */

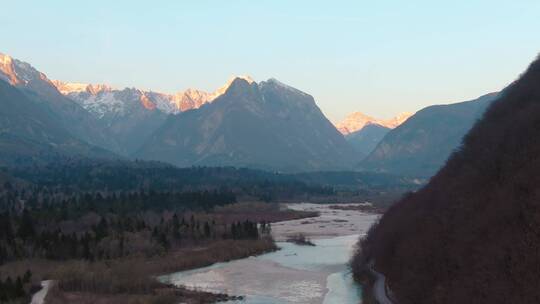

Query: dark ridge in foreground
left=353, top=54, right=540, bottom=304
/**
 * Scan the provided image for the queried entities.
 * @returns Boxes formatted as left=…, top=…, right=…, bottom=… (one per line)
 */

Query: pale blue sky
left=1, top=1, right=539, bottom=121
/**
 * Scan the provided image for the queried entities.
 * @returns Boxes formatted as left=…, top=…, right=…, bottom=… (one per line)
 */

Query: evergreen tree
left=204, top=221, right=211, bottom=238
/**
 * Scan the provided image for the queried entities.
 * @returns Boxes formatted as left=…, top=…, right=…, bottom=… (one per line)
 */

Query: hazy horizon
left=1, top=1, right=539, bottom=121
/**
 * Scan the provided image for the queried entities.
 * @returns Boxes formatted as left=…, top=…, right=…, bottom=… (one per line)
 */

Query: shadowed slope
left=353, top=55, right=540, bottom=304
left=360, top=93, right=498, bottom=178
left=0, top=80, right=114, bottom=165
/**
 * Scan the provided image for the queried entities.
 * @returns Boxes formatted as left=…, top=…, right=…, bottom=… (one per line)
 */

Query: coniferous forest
left=0, top=159, right=408, bottom=303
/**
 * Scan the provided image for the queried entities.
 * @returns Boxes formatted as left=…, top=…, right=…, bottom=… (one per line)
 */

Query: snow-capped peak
left=0, top=53, right=11, bottom=65
left=384, top=112, right=414, bottom=128
left=50, top=73, right=261, bottom=118
left=52, top=81, right=88, bottom=94
left=170, top=75, right=256, bottom=111
left=262, top=78, right=310, bottom=97
left=52, top=80, right=114, bottom=95
left=234, top=75, right=255, bottom=84
left=0, top=53, right=18, bottom=85
left=0, top=52, right=55, bottom=88
left=210, top=75, right=255, bottom=99
left=336, top=111, right=414, bottom=135
left=2, top=52, right=266, bottom=119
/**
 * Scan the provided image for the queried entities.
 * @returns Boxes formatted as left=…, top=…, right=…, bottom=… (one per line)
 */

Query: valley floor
left=2, top=203, right=317, bottom=304
left=161, top=203, right=381, bottom=303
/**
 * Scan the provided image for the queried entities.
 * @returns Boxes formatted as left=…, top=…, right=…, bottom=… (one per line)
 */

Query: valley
left=0, top=161, right=408, bottom=303
left=0, top=50, right=521, bottom=303
left=160, top=203, right=379, bottom=304
left=1, top=3, right=538, bottom=303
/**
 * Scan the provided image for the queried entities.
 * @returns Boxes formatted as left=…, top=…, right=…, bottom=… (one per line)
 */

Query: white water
left=160, top=204, right=379, bottom=303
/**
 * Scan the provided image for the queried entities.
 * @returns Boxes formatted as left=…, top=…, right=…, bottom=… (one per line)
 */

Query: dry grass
left=212, top=202, right=319, bottom=223
left=0, top=238, right=276, bottom=303
left=1, top=202, right=310, bottom=303
left=329, top=204, right=385, bottom=214
left=46, top=283, right=234, bottom=304
left=39, top=238, right=276, bottom=303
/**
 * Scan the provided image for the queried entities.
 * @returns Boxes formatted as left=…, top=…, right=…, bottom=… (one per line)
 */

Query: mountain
left=345, top=124, right=390, bottom=158
left=52, top=81, right=172, bottom=154
left=335, top=112, right=412, bottom=135
left=0, top=79, right=113, bottom=165
left=52, top=76, right=253, bottom=154
left=360, top=92, right=499, bottom=178
left=352, top=56, right=540, bottom=304
left=0, top=52, right=119, bottom=153
left=135, top=78, right=357, bottom=172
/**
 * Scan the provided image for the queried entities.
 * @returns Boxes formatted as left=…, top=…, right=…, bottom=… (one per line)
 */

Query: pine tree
left=17, top=209, right=35, bottom=240
left=23, top=270, right=31, bottom=284
left=204, top=221, right=211, bottom=238
left=15, top=277, right=24, bottom=297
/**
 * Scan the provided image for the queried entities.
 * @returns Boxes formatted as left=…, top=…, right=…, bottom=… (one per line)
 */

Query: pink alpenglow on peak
left=0, top=52, right=52, bottom=87
left=335, top=111, right=413, bottom=135
left=51, top=74, right=257, bottom=117
left=0, top=53, right=19, bottom=85
left=171, top=76, right=255, bottom=111
left=52, top=80, right=114, bottom=95
left=384, top=112, right=414, bottom=128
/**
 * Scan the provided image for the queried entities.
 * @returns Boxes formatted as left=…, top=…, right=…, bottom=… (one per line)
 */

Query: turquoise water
left=323, top=271, right=362, bottom=303
left=161, top=234, right=363, bottom=303
left=260, top=235, right=358, bottom=272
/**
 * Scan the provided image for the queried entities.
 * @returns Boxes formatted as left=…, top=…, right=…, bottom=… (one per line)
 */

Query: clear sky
left=1, top=0, right=539, bottom=122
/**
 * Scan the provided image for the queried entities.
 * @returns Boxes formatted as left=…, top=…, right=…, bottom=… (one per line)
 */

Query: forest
left=0, top=161, right=330, bottom=303
left=0, top=155, right=417, bottom=302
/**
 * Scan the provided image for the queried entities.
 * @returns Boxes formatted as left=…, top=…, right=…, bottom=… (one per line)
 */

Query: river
left=160, top=203, right=379, bottom=303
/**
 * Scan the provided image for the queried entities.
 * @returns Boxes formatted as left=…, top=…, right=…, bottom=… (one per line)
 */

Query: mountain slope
left=345, top=124, right=390, bottom=158
left=0, top=53, right=119, bottom=153
left=53, top=76, right=254, bottom=154
left=353, top=55, right=540, bottom=304
left=0, top=79, right=113, bottom=165
left=135, top=78, right=357, bottom=172
left=53, top=82, right=171, bottom=154
left=360, top=93, right=499, bottom=177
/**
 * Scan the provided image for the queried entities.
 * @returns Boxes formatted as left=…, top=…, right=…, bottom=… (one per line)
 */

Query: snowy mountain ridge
left=52, top=75, right=257, bottom=118
left=0, top=52, right=52, bottom=87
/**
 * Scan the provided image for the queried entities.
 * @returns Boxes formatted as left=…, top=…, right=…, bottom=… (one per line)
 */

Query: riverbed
left=160, top=203, right=379, bottom=303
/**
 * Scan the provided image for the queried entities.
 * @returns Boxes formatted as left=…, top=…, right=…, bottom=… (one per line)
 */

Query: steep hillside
left=53, top=83, right=171, bottom=154
left=353, top=56, right=540, bottom=304
left=345, top=124, right=390, bottom=158
left=360, top=93, right=498, bottom=177
left=53, top=77, right=254, bottom=154
left=0, top=53, right=118, bottom=152
left=136, top=78, right=357, bottom=172
left=0, top=79, right=113, bottom=165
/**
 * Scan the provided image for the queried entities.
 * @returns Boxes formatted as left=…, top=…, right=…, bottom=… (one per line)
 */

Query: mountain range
left=0, top=53, right=118, bottom=152
left=135, top=78, right=358, bottom=171
left=0, top=51, right=505, bottom=176
left=0, top=53, right=359, bottom=172
left=0, top=71, right=113, bottom=165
